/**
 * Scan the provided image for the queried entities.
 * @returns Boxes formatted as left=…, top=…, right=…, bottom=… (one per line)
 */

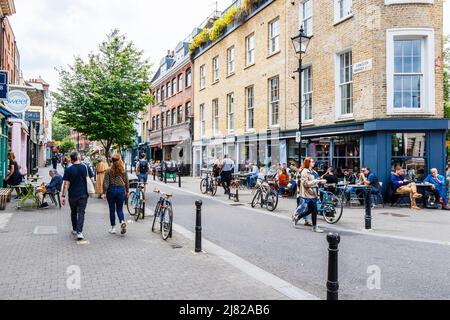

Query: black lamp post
left=160, top=103, right=166, bottom=162
left=291, top=26, right=312, bottom=167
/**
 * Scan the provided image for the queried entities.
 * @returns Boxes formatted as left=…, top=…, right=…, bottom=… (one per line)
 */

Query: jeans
left=296, top=199, right=318, bottom=227
left=221, top=171, right=232, bottom=193
left=429, top=186, right=448, bottom=205
left=107, top=186, right=126, bottom=227
left=69, top=197, right=88, bottom=233
left=247, top=176, right=257, bottom=188
left=297, top=197, right=312, bottom=223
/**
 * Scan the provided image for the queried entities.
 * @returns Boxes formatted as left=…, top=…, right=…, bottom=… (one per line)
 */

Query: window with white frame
left=212, top=56, right=219, bottom=82
left=161, top=86, right=165, bottom=100
left=167, top=110, right=171, bottom=127
left=177, top=106, right=183, bottom=124
left=200, top=65, right=206, bottom=89
left=156, top=115, right=160, bottom=130
left=178, top=74, right=183, bottom=92
left=246, top=86, right=255, bottom=130
left=227, top=93, right=234, bottom=131
left=337, top=51, right=353, bottom=117
left=227, top=46, right=235, bottom=75
left=171, top=79, right=176, bottom=96
left=302, top=66, right=313, bottom=121
left=200, top=104, right=205, bottom=137
left=334, top=0, right=352, bottom=22
left=171, top=109, right=176, bottom=126
left=212, top=99, right=219, bottom=135
left=246, top=34, right=255, bottom=66
left=387, top=28, right=435, bottom=114
left=185, top=102, right=191, bottom=119
left=269, top=76, right=280, bottom=126
left=166, top=82, right=171, bottom=98
left=269, top=19, right=280, bottom=55
left=156, top=89, right=160, bottom=103
left=301, top=0, right=313, bottom=36
left=186, top=68, right=192, bottom=87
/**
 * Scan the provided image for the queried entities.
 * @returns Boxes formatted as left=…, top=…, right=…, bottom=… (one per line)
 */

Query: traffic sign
left=0, top=71, right=8, bottom=100
left=296, top=132, right=302, bottom=143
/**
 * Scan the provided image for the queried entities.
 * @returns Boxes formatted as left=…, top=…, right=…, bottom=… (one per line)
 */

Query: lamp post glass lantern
left=291, top=26, right=312, bottom=167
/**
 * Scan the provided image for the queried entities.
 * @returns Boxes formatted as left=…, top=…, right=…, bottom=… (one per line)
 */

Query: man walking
left=136, top=153, right=150, bottom=192
left=61, top=151, right=95, bottom=241
left=221, top=155, right=235, bottom=195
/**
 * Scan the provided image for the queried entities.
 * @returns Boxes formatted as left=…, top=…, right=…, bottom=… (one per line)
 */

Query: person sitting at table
left=352, top=168, right=381, bottom=205
left=391, top=166, right=422, bottom=210
left=424, top=168, right=450, bottom=211
left=37, top=170, right=63, bottom=209
left=247, top=163, right=259, bottom=188
left=321, top=167, right=338, bottom=185
left=277, top=168, right=290, bottom=196
left=342, top=168, right=357, bottom=185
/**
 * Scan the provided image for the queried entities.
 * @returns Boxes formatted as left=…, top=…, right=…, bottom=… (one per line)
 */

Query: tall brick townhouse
left=190, top=0, right=446, bottom=186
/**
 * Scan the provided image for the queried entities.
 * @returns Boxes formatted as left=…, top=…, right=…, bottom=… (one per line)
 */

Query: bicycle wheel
left=161, top=205, right=173, bottom=241
left=152, top=206, right=160, bottom=233
left=266, top=191, right=279, bottom=212
left=200, top=179, right=208, bottom=194
left=323, top=194, right=344, bottom=224
left=127, top=192, right=137, bottom=216
left=211, top=180, right=218, bottom=196
left=251, top=190, right=262, bottom=208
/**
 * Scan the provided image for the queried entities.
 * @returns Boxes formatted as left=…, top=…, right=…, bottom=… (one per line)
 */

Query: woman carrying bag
left=102, top=154, right=129, bottom=235
left=292, top=157, right=326, bottom=233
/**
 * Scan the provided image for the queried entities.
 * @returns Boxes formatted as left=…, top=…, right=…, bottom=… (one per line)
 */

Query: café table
left=17, top=182, right=40, bottom=209
left=337, top=184, right=370, bottom=206
left=415, top=183, right=434, bottom=206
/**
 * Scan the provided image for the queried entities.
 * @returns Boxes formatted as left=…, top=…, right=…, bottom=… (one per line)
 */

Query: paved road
left=148, top=181, right=450, bottom=300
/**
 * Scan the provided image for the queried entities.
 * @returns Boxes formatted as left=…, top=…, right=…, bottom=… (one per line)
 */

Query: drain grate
left=33, top=226, right=58, bottom=235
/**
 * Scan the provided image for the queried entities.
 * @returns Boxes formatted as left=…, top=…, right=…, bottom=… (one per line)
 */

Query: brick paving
left=0, top=173, right=288, bottom=300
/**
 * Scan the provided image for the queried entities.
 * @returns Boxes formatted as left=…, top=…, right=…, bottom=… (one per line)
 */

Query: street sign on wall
left=0, top=71, right=8, bottom=100
left=25, top=111, right=41, bottom=122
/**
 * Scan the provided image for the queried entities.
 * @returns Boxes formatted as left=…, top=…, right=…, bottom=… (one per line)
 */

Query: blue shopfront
left=284, top=119, right=449, bottom=194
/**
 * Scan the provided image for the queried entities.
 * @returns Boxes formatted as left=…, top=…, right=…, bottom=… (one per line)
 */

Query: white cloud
left=8, top=0, right=450, bottom=90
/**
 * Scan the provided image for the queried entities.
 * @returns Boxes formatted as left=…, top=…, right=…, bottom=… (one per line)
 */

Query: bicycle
left=127, top=182, right=146, bottom=222
left=200, top=171, right=219, bottom=196
left=317, top=187, right=344, bottom=224
left=152, top=188, right=173, bottom=241
left=251, top=178, right=279, bottom=212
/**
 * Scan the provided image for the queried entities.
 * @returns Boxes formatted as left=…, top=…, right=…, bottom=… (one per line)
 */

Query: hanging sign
left=5, top=90, right=31, bottom=113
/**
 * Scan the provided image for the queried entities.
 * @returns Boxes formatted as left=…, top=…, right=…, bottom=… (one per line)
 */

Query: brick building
left=191, top=0, right=447, bottom=186
left=1, top=15, right=16, bottom=84
left=143, top=41, right=193, bottom=174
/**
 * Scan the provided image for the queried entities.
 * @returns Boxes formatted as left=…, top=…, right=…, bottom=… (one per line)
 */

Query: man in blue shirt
left=391, top=166, right=422, bottom=210
left=37, top=169, right=63, bottom=208
left=424, top=168, right=450, bottom=210
left=62, top=151, right=95, bottom=241
left=247, top=163, right=259, bottom=188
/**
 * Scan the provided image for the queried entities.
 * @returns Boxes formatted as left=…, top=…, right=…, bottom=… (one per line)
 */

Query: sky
left=8, top=0, right=450, bottom=91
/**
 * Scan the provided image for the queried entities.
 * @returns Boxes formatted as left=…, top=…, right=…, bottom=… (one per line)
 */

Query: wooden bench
left=0, top=188, right=13, bottom=210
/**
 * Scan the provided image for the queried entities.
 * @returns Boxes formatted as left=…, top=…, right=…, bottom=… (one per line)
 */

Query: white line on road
left=151, top=180, right=450, bottom=247
left=0, top=214, right=13, bottom=231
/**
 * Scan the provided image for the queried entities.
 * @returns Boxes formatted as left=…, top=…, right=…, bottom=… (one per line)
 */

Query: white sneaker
left=109, top=227, right=117, bottom=234
left=77, top=233, right=85, bottom=241
left=71, top=231, right=78, bottom=236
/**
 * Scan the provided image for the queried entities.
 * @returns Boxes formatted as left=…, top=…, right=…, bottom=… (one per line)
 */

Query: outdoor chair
left=387, top=182, right=411, bottom=208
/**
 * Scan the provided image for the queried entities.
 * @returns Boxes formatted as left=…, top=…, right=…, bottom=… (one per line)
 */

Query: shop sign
left=25, top=111, right=41, bottom=122
left=5, top=90, right=31, bottom=113
left=353, top=59, right=373, bottom=74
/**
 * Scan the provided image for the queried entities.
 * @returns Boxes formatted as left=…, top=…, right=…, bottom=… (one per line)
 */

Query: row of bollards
left=193, top=199, right=341, bottom=300
left=364, top=188, right=372, bottom=230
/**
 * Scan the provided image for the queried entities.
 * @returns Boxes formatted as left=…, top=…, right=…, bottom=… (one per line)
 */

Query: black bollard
left=327, top=232, right=340, bottom=301
left=195, top=200, right=203, bottom=253
left=178, top=171, right=182, bottom=188
left=153, top=170, right=156, bottom=181
left=164, top=170, right=167, bottom=184
left=364, top=187, right=372, bottom=230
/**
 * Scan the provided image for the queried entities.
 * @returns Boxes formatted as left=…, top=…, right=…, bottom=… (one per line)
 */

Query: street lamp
left=291, top=26, right=312, bottom=167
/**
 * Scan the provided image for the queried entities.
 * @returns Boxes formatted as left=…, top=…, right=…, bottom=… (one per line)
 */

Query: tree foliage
left=54, top=29, right=153, bottom=157
left=51, top=110, right=71, bottom=142
left=59, top=137, right=76, bottom=154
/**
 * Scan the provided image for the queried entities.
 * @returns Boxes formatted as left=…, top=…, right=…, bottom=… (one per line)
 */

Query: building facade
left=144, top=42, right=193, bottom=175
left=192, top=0, right=447, bottom=187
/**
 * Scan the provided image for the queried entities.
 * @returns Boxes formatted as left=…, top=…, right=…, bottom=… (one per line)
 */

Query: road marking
left=151, top=180, right=450, bottom=247
left=172, top=222, right=320, bottom=300
left=0, top=214, right=13, bottom=231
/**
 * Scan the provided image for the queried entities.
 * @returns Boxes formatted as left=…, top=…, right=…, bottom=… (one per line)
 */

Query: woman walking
left=293, top=157, right=326, bottom=233
left=102, top=154, right=129, bottom=235
left=95, top=156, right=109, bottom=199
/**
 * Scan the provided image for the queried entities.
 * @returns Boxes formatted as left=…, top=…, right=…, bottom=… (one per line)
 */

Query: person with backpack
left=292, top=157, right=326, bottom=233
left=136, top=153, right=150, bottom=192
left=61, top=151, right=95, bottom=241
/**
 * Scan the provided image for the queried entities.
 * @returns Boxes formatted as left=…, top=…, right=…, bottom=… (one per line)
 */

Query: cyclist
left=293, top=157, right=326, bottom=233
left=136, top=153, right=150, bottom=192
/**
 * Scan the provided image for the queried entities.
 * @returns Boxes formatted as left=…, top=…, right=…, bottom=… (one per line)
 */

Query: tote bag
left=84, top=164, right=95, bottom=195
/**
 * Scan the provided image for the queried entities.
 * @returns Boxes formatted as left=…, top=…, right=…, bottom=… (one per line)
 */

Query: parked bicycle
left=317, top=186, right=344, bottom=224
left=200, top=170, right=219, bottom=196
left=251, top=178, right=279, bottom=212
left=152, top=188, right=173, bottom=241
left=127, top=182, right=146, bottom=222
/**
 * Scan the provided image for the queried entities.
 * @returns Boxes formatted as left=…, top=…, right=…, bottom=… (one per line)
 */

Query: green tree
left=54, top=29, right=153, bottom=158
left=59, top=137, right=76, bottom=154
left=52, top=111, right=71, bottom=142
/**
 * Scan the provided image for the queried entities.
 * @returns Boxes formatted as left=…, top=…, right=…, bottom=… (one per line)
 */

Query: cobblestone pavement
left=0, top=173, right=289, bottom=300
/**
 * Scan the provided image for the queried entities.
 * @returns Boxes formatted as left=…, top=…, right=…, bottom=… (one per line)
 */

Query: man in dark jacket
left=38, top=170, right=63, bottom=208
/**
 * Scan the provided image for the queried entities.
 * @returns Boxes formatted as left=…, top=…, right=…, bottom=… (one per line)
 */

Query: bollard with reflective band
left=327, top=232, right=340, bottom=301
left=365, top=188, right=372, bottom=230
left=195, top=200, right=203, bottom=253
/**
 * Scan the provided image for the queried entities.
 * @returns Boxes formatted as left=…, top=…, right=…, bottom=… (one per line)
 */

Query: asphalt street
left=147, top=182, right=450, bottom=300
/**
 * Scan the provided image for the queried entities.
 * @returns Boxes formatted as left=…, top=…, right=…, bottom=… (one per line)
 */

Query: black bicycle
left=127, top=182, right=146, bottom=222
left=200, top=171, right=218, bottom=196
left=152, top=188, right=173, bottom=241
left=251, top=178, right=279, bottom=212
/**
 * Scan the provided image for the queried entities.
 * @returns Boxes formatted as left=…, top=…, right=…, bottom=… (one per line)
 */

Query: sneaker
left=312, top=226, right=324, bottom=233
left=412, top=205, right=421, bottom=210
left=77, top=233, right=85, bottom=241
left=291, top=213, right=298, bottom=227
left=442, top=205, right=450, bottom=211
left=304, top=221, right=313, bottom=227
left=109, top=227, right=117, bottom=234
left=120, top=223, right=127, bottom=235
left=40, top=202, right=49, bottom=209
left=71, top=231, right=78, bottom=236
